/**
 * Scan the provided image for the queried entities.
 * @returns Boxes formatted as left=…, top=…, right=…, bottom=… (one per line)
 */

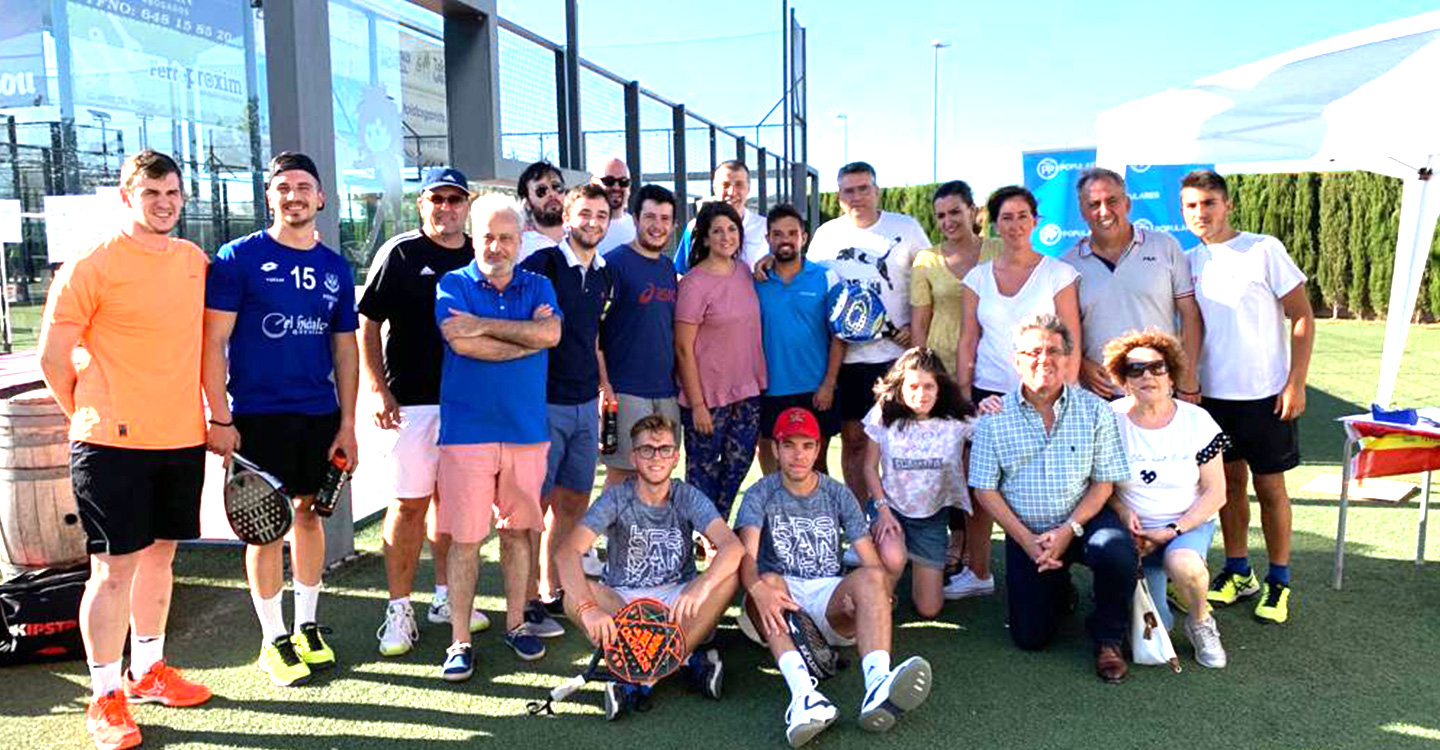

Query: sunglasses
left=424, top=193, right=469, bottom=207
left=635, top=444, right=678, bottom=459
left=532, top=181, right=565, bottom=198
left=599, top=176, right=631, bottom=189
left=1123, top=360, right=1169, bottom=378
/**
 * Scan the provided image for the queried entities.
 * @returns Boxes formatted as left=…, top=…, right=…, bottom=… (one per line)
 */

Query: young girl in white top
left=862, top=347, right=976, bottom=619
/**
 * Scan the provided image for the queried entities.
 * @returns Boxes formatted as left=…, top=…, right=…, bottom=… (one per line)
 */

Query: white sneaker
left=1184, top=614, right=1227, bottom=668
left=376, top=601, right=418, bottom=657
left=581, top=548, right=606, bottom=578
left=427, top=595, right=491, bottom=633
left=858, top=656, right=932, bottom=732
left=943, top=568, right=995, bottom=600
left=784, top=680, right=837, bottom=748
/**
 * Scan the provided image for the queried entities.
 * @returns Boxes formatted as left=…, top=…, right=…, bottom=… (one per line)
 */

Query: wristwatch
left=1166, top=522, right=1183, bottom=536
left=1068, top=519, right=1084, bottom=537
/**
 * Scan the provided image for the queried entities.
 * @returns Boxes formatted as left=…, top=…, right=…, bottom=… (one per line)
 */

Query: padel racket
left=527, top=598, right=686, bottom=716
left=224, top=454, right=294, bottom=546
left=786, top=609, right=846, bottom=680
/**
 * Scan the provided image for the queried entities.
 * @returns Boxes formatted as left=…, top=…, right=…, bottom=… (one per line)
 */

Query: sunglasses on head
left=532, top=181, right=565, bottom=198
left=600, top=176, right=631, bottom=189
left=1123, top=359, right=1169, bottom=378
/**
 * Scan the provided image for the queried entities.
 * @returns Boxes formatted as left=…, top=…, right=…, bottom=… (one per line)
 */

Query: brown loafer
left=1096, top=642, right=1128, bottom=683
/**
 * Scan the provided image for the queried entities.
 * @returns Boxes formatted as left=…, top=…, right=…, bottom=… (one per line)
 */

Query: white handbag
left=1130, top=575, right=1181, bottom=672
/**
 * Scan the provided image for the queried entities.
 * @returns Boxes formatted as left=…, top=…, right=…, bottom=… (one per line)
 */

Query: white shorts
left=783, top=575, right=855, bottom=647
left=391, top=406, right=441, bottom=499
left=614, top=581, right=686, bottom=610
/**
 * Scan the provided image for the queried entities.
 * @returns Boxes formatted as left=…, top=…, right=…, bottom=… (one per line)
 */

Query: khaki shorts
left=436, top=443, right=548, bottom=542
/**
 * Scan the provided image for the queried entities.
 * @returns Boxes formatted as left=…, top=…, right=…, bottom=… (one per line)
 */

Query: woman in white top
left=956, top=185, right=1081, bottom=404
left=1103, top=330, right=1229, bottom=669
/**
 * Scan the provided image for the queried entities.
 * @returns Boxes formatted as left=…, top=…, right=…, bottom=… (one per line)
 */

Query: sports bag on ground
left=0, top=564, right=88, bottom=667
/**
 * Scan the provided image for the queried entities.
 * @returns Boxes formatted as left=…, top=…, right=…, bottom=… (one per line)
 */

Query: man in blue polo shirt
left=518, top=183, right=612, bottom=636
left=432, top=195, right=561, bottom=679
left=754, top=203, right=844, bottom=476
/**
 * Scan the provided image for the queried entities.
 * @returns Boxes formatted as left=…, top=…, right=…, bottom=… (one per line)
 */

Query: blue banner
left=1023, top=148, right=1095, bottom=256
left=0, top=0, right=46, bottom=108
left=1023, top=148, right=1211, bottom=254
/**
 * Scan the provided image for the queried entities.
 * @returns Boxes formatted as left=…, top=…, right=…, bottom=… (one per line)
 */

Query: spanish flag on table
left=1344, top=418, right=1440, bottom=480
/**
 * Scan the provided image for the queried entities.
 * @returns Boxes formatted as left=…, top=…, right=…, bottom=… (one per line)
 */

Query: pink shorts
left=436, top=443, right=549, bottom=542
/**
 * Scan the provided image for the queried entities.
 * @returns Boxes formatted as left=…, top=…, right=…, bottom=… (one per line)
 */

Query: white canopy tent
left=1095, top=11, right=1440, bottom=408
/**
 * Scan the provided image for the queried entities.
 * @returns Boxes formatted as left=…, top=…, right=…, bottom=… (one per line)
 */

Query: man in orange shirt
left=39, top=150, right=213, bottom=750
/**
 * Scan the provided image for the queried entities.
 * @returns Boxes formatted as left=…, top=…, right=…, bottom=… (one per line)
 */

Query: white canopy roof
left=1095, top=11, right=1440, bottom=407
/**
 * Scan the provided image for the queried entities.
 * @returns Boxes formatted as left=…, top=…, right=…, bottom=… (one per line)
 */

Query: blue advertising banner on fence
left=1023, top=147, right=1211, bottom=254
left=0, top=0, right=46, bottom=108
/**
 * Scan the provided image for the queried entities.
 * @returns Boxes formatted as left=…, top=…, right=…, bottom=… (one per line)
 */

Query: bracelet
left=208, top=418, right=234, bottom=427
left=576, top=600, right=598, bottom=616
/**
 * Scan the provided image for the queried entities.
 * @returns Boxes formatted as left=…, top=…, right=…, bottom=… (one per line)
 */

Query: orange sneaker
left=86, top=691, right=141, bottom=750
left=123, top=661, right=213, bottom=707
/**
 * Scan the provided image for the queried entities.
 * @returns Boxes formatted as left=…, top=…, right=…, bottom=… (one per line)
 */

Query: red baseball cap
left=773, top=407, right=821, bottom=442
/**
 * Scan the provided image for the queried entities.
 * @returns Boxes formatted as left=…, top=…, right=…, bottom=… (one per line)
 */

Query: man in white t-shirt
left=592, top=157, right=637, bottom=254
left=517, top=160, right=566, bottom=262
left=674, top=160, right=770, bottom=272
left=1180, top=169, right=1314, bottom=626
left=1061, top=168, right=1203, bottom=400
left=805, top=161, right=930, bottom=502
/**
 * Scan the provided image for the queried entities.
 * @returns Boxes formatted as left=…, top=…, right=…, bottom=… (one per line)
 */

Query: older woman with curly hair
left=1103, top=330, right=1229, bottom=669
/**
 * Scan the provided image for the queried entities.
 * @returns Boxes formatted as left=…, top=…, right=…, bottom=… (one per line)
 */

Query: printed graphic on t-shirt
left=770, top=514, right=841, bottom=579
left=833, top=235, right=904, bottom=294
left=623, top=524, right=686, bottom=585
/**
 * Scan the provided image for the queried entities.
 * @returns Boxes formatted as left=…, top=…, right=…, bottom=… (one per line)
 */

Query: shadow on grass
left=1301, top=384, right=1364, bottom=466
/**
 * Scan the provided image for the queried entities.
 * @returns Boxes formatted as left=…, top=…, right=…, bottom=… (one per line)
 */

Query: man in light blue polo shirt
left=433, top=195, right=561, bottom=680
left=753, top=203, right=844, bottom=475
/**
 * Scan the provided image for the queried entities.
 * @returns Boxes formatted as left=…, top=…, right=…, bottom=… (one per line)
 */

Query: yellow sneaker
left=292, top=623, right=336, bottom=671
left=1253, top=581, right=1291, bottom=624
left=259, top=635, right=312, bottom=687
left=1206, top=570, right=1259, bottom=606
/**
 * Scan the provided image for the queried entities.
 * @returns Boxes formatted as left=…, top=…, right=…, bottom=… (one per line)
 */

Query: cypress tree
left=1346, top=172, right=1375, bottom=317
left=1317, top=172, right=1352, bottom=316
left=1291, top=173, right=1321, bottom=307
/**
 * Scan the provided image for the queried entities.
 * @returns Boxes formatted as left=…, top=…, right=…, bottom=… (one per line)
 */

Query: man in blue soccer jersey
left=202, top=152, right=360, bottom=688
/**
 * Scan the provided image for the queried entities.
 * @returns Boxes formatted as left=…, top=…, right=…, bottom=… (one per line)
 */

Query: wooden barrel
left=0, top=389, right=87, bottom=571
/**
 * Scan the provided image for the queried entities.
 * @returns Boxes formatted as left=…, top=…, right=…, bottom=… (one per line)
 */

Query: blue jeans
left=1141, top=520, right=1217, bottom=630
left=1003, top=507, right=1137, bottom=650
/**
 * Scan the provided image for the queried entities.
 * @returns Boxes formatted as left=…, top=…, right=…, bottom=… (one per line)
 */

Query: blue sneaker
left=505, top=625, right=546, bottom=661
left=442, top=642, right=473, bottom=682
left=681, top=648, right=723, bottom=700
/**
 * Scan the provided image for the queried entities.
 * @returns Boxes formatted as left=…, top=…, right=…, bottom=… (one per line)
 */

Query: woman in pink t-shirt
left=675, top=202, right=767, bottom=528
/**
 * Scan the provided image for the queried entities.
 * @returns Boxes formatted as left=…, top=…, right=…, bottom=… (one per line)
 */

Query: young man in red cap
left=735, top=407, right=933, bottom=747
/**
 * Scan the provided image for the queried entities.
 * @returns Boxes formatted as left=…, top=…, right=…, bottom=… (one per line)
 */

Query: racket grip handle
left=551, top=675, right=586, bottom=701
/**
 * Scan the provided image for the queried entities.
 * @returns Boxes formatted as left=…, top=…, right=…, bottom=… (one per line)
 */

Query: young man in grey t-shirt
left=557, top=414, right=741, bottom=721
left=736, top=407, right=933, bottom=747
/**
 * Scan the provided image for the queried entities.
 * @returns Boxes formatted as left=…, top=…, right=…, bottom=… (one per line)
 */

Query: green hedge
left=819, top=174, right=1440, bottom=321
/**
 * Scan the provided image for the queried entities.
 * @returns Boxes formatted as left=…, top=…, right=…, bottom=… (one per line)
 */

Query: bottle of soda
left=313, top=450, right=352, bottom=518
left=599, top=397, right=619, bottom=455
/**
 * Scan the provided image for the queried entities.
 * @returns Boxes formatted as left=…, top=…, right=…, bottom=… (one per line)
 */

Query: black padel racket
left=786, top=609, right=846, bottom=680
left=527, top=598, right=686, bottom=716
left=224, top=454, right=293, bottom=546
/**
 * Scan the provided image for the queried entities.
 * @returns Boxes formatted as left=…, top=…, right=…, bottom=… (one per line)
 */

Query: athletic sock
left=252, top=590, right=288, bottom=643
left=129, top=633, right=165, bottom=679
left=861, top=650, right=891, bottom=692
left=777, top=650, right=813, bottom=698
left=434, top=585, right=448, bottom=601
left=1223, top=557, right=1252, bottom=577
left=389, top=596, right=410, bottom=608
left=293, top=580, right=321, bottom=629
left=1266, top=564, right=1291, bottom=586
left=90, top=660, right=123, bottom=699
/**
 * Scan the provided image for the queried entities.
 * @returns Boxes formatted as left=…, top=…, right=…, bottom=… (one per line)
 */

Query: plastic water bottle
left=313, top=450, right=352, bottom=518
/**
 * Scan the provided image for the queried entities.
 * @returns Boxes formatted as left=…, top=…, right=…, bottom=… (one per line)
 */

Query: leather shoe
left=1095, top=642, right=1128, bottom=683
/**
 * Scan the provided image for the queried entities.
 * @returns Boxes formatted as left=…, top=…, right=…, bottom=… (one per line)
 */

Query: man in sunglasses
left=557, top=414, right=741, bottom=720
left=968, top=313, right=1135, bottom=683
left=518, top=160, right=567, bottom=262
left=360, top=166, right=492, bottom=658
left=593, top=157, right=637, bottom=254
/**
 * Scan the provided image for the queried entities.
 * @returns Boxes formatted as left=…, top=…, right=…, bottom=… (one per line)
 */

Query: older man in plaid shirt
left=969, top=313, right=1135, bottom=683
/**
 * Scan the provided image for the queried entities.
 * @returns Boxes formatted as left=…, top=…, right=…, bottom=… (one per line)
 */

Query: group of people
left=36, top=145, right=1314, bottom=750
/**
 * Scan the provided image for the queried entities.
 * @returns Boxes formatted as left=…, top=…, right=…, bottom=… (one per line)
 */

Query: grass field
left=6, top=320, right=1440, bottom=750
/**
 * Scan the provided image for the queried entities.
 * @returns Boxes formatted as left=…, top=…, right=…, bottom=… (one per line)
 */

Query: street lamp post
left=836, top=112, right=848, bottom=164
left=930, top=39, right=951, bottom=184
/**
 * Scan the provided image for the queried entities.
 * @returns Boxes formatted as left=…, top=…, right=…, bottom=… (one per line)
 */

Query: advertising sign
left=0, top=0, right=46, bottom=108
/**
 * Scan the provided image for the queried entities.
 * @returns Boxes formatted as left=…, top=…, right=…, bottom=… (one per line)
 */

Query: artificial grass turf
left=6, top=320, right=1440, bottom=749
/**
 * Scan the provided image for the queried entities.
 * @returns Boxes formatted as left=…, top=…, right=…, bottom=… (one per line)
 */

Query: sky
left=496, top=0, right=1436, bottom=196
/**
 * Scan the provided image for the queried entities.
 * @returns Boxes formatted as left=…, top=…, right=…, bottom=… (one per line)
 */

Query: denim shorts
left=894, top=508, right=951, bottom=570
left=1141, top=519, right=1218, bottom=630
left=544, top=399, right=600, bottom=495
